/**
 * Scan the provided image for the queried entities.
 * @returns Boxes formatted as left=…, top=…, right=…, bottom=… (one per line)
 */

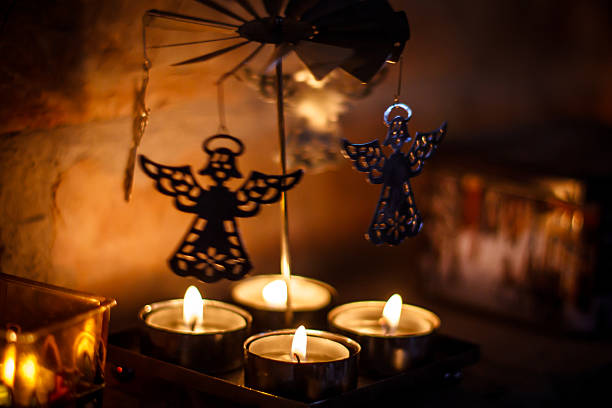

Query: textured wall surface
left=0, top=0, right=610, bottom=328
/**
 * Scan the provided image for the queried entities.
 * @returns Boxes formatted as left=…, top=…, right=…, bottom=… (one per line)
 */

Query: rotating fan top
left=145, top=0, right=410, bottom=83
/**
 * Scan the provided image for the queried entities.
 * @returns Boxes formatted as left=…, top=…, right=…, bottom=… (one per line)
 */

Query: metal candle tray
left=105, top=329, right=479, bottom=407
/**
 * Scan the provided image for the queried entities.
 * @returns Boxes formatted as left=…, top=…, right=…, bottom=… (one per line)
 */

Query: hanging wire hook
left=123, top=16, right=152, bottom=202
left=393, top=56, right=403, bottom=103
left=386, top=57, right=413, bottom=125
left=217, top=82, right=228, bottom=133
left=140, top=15, right=151, bottom=111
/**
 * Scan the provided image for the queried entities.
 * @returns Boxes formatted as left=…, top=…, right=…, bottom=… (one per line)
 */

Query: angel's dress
left=169, top=185, right=252, bottom=281
left=367, top=151, right=422, bottom=245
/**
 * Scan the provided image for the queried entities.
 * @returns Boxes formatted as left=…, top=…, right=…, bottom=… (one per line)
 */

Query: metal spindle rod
left=275, top=59, right=293, bottom=326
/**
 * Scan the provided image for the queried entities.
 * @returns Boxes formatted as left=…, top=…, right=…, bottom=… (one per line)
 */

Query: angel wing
left=236, top=170, right=303, bottom=217
left=341, top=139, right=386, bottom=184
left=407, top=122, right=447, bottom=175
left=139, top=155, right=204, bottom=213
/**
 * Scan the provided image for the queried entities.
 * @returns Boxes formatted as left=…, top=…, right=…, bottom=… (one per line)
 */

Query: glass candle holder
left=0, top=273, right=115, bottom=407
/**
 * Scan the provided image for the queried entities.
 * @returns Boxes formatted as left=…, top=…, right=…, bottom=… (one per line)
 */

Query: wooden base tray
left=105, top=329, right=479, bottom=407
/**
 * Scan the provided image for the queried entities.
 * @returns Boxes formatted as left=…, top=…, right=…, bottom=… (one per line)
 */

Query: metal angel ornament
left=342, top=103, right=446, bottom=245
left=139, top=134, right=302, bottom=282
left=134, top=0, right=412, bottom=283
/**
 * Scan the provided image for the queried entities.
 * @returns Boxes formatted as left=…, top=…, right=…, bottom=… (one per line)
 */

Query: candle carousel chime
left=132, top=0, right=446, bottom=401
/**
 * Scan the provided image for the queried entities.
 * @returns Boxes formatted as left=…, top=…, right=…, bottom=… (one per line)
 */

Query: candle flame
left=291, top=325, right=307, bottom=363
left=262, top=279, right=288, bottom=309
left=183, top=285, right=204, bottom=329
left=381, top=294, right=403, bottom=334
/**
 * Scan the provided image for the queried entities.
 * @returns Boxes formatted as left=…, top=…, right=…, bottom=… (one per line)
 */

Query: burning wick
left=291, top=325, right=307, bottom=363
left=379, top=294, right=402, bottom=335
left=183, top=285, right=204, bottom=331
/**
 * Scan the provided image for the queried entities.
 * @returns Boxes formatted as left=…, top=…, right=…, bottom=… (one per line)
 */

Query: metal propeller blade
left=340, top=45, right=393, bottom=83
left=149, top=36, right=241, bottom=49
left=231, top=0, right=260, bottom=19
left=263, top=0, right=284, bottom=17
left=386, top=12, right=409, bottom=63
left=297, top=0, right=409, bottom=82
left=172, top=41, right=251, bottom=66
left=217, top=43, right=266, bottom=84
left=147, top=0, right=409, bottom=85
left=294, top=41, right=353, bottom=80
left=194, top=0, right=248, bottom=23
left=145, top=9, right=238, bottom=33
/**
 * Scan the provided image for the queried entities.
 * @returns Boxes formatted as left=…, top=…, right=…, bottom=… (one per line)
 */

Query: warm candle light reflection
left=1, top=344, right=15, bottom=388
left=183, top=285, right=204, bottom=329
left=84, top=317, right=96, bottom=334
left=281, top=252, right=291, bottom=281
left=18, top=354, right=37, bottom=388
left=74, top=332, right=96, bottom=366
left=291, top=326, right=307, bottom=363
left=74, top=317, right=97, bottom=369
left=293, top=69, right=329, bottom=89
left=280, top=250, right=293, bottom=315
left=381, top=294, right=403, bottom=334
left=262, top=279, right=288, bottom=308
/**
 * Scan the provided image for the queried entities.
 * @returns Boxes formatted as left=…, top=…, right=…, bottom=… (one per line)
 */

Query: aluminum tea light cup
left=243, top=326, right=360, bottom=402
left=231, top=274, right=337, bottom=331
left=328, top=294, right=440, bottom=377
left=139, top=286, right=252, bottom=374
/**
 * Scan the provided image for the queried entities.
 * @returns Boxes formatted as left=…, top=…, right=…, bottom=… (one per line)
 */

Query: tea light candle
left=244, top=326, right=360, bottom=401
left=139, top=286, right=252, bottom=373
left=231, top=274, right=336, bottom=331
left=328, top=294, right=441, bottom=377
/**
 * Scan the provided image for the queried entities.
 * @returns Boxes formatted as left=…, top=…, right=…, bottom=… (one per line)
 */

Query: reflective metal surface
left=328, top=301, right=440, bottom=377
left=138, top=299, right=252, bottom=374
left=243, top=328, right=360, bottom=402
left=231, top=274, right=337, bottom=332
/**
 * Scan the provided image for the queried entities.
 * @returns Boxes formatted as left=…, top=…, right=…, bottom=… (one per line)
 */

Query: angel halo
left=139, top=134, right=302, bottom=283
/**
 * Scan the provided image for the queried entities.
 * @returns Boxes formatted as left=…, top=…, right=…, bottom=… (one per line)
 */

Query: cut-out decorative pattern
left=140, top=134, right=302, bottom=282
left=342, top=103, right=446, bottom=245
